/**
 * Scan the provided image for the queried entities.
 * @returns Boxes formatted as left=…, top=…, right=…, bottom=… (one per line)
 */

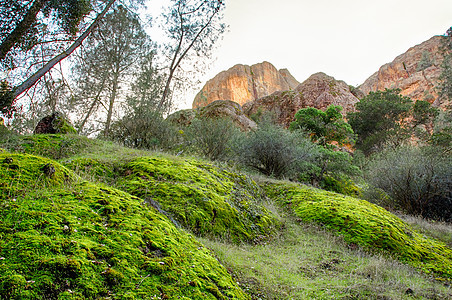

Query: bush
left=108, top=110, right=179, bottom=151
left=365, top=146, right=452, bottom=221
left=183, top=117, right=239, bottom=161
left=233, top=122, right=317, bottom=179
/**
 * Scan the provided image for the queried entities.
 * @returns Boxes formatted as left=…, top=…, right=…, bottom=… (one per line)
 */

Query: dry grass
left=201, top=207, right=452, bottom=299
left=398, top=214, right=452, bottom=247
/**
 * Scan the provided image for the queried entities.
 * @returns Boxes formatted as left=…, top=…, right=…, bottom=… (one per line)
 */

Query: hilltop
left=0, top=133, right=451, bottom=299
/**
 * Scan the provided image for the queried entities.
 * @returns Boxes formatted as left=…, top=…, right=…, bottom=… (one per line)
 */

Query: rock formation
left=360, top=36, right=447, bottom=106
left=168, top=100, right=257, bottom=131
left=192, top=61, right=299, bottom=108
left=244, top=73, right=359, bottom=127
left=34, top=112, right=77, bottom=134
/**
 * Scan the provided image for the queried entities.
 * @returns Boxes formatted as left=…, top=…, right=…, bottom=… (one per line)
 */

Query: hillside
left=0, top=133, right=451, bottom=299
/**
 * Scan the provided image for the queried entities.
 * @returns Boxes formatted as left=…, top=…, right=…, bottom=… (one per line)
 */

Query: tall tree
left=71, top=5, right=150, bottom=136
left=0, top=0, right=91, bottom=63
left=158, top=0, right=225, bottom=110
left=0, top=0, right=117, bottom=119
left=348, top=89, right=438, bottom=155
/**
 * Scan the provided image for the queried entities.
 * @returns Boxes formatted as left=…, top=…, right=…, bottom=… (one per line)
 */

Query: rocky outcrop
left=168, top=100, right=257, bottom=131
left=192, top=61, right=299, bottom=108
left=360, top=36, right=448, bottom=106
left=244, top=73, right=359, bottom=127
left=34, top=112, right=76, bottom=134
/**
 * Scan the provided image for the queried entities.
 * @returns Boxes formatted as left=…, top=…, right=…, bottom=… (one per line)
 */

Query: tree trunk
left=77, top=76, right=106, bottom=134
left=104, top=72, right=120, bottom=137
left=0, top=0, right=48, bottom=61
left=13, top=0, right=117, bottom=99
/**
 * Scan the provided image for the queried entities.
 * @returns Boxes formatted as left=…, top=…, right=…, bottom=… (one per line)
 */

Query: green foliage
left=263, top=182, right=452, bottom=279
left=289, top=105, right=354, bottom=147
left=0, top=150, right=249, bottom=299
left=71, top=6, right=153, bottom=136
left=298, top=146, right=359, bottom=188
left=348, top=89, right=436, bottom=155
left=365, top=146, right=452, bottom=221
left=0, top=0, right=91, bottom=68
left=0, top=80, right=15, bottom=118
left=184, top=117, right=239, bottom=161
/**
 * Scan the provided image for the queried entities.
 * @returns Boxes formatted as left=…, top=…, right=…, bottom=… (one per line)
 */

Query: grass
left=1, top=133, right=452, bottom=299
left=202, top=209, right=452, bottom=299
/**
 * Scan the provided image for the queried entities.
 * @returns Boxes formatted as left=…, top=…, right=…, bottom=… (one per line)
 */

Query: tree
left=0, top=0, right=91, bottom=63
left=0, top=0, right=117, bottom=118
left=108, top=52, right=178, bottom=150
left=158, top=0, right=226, bottom=110
left=71, top=6, right=150, bottom=136
left=289, top=105, right=354, bottom=147
left=348, top=89, right=437, bottom=155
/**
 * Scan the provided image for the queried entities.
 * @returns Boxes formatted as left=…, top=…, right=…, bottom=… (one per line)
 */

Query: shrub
left=233, top=122, right=317, bottom=179
left=365, top=146, right=452, bottom=221
left=108, top=110, right=179, bottom=151
left=183, top=117, right=239, bottom=161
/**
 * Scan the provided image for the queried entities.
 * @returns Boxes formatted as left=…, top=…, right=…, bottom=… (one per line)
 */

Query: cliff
left=192, top=61, right=299, bottom=108
left=360, top=35, right=447, bottom=106
left=243, top=72, right=359, bottom=127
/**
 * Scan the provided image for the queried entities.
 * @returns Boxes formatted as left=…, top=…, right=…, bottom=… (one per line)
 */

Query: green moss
left=117, top=156, right=279, bottom=243
left=0, top=152, right=75, bottom=199
left=263, top=181, right=452, bottom=279
left=1, top=134, right=92, bottom=160
left=0, top=151, right=249, bottom=299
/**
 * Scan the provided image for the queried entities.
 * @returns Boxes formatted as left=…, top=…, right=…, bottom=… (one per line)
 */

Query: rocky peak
left=192, top=61, right=299, bottom=108
left=360, top=36, right=448, bottom=106
left=243, top=72, right=359, bottom=127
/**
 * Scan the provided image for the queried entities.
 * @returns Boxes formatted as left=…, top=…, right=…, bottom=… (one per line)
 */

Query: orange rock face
left=360, top=36, right=448, bottom=106
left=243, top=72, right=359, bottom=127
left=192, top=61, right=299, bottom=108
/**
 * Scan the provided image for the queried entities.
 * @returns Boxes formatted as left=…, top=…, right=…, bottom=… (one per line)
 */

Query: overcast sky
left=150, top=0, right=452, bottom=109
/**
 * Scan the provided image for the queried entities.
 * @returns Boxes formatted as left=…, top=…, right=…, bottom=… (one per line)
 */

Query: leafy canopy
left=289, top=105, right=354, bottom=147
left=348, top=89, right=438, bottom=155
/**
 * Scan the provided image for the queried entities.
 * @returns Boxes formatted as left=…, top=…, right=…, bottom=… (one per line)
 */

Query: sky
left=149, top=0, right=452, bottom=109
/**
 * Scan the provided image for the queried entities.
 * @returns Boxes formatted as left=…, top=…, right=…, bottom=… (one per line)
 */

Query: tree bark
left=104, top=71, right=120, bottom=137
left=0, top=0, right=48, bottom=61
left=13, top=0, right=117, bottom=99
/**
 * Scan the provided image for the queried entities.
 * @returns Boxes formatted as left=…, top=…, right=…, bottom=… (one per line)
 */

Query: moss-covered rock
left=34, top=112, right=77, bottom=135
left=117, top=156, right=279, bottom=243
left=263, top=181, right=452, bottom=279
left=0, top=151, right=249, bottom=299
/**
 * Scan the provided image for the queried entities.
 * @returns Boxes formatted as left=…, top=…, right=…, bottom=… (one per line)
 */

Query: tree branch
left=13, top=0, right=117, bottom=99
left=0, top=0, right=48, bottom=61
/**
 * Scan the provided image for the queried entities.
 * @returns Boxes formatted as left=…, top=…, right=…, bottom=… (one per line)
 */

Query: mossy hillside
left=263, top=181, right=452, bottom=279
left=118, top=156, right=279, bottom=243
left=0, top=134, right=93, bottom=160
left=0, top=152, right=249, bottom=299
left=0, top=152, right=75, bottom=198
